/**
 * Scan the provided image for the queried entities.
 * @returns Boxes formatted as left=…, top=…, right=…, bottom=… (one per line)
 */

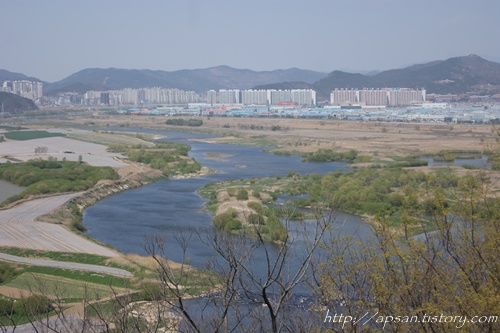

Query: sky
left=1, top=0, right=500, bottom=82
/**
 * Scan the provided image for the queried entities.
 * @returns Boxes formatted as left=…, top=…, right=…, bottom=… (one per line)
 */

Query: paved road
left=0, top=253, right=132, bottom=277
left=0, top=193, right=119, bottom=257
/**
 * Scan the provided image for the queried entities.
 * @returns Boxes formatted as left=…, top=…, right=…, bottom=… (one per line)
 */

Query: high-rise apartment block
left=330, top=88, right=425, bottom=106
left=2, top=80, right=43, bottom=101
left=82, top=88, right=201, bottom=105
left=240, top=90, right=269, bottom=105
left=208, top=89, right=316, bottom=106
left=291, top=89, right=317, bottom=106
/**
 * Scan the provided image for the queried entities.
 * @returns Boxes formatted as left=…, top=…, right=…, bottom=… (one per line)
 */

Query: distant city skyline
left=1, top=0, right=499, bottom=82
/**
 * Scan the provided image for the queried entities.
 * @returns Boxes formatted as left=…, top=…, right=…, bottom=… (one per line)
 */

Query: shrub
left=71, top=217, right=87, bottom=232
left=0, top=262, right=14, bottom=283
left=302, top=148, right=360, bottom=163
left=0, top=160, right=118, bottom=205
left=462, top=164, right=479, bottom=170
left=214, top=209, right=239, bottom=231
left=225, top=219, right=242, bottom=231
left=359, top=201, right=390, bottom=215
left=248, top=213, right=265, bottom=225
left=236, top=189, right=249, bottom=201
left=165, top=118, right=203, bottom=127
left=247, top=201, right=263, bottom=213
left=387, top=193, right=405, bottom=206
left=14, top=295, right=53, bottom=316
left=0, top=298, right=15, bottom=316
left=277, top=208, right=304, bottom=221
left=141, top=282, right=164, bottom=301
left=266, top=215, right=287, bottom=242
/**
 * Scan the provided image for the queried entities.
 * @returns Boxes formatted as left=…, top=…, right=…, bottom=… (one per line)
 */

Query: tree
left=315, top=170, right=500, bottom=332
left=144, top=207, right=333, bottom=333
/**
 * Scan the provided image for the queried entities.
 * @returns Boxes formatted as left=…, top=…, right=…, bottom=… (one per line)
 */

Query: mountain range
left=257, top=55, right=500, bottom=99
left=1, top=55, right=500, bottom=100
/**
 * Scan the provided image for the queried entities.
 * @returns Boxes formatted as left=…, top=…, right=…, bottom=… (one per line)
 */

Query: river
left=83, top=129, right=373, bottom=267
left=79, top=129, right=373, bottom=330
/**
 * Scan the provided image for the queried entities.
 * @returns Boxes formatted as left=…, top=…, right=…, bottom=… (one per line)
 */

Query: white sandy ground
left=0, top=193, right=119, bottom=256
left=0, top=134, right=129, bottom=256
left=0, top=136, right=128, bottom=167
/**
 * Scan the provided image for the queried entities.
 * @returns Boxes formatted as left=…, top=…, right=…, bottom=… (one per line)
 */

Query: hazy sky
left=1, top=0, right=499, bottom=82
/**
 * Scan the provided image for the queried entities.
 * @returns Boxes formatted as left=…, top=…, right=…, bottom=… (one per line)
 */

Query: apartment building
left=330, top=88, right=426, bottom=106
left=208, top=89, right=316, bottom=106
left=2, top=80, right=43, bottom=101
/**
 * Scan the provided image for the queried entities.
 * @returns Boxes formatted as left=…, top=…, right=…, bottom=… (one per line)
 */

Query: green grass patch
left=16, top=266, right=133, bottom=289
left=66, top=130, right=156, bottom=147
left=0, top=248, right=109, bottom=266
left=5, top=273, right=131, bottom=301
left=0, top=125, right=27, bottom=131
left=4, top=130, right=66, bottom=141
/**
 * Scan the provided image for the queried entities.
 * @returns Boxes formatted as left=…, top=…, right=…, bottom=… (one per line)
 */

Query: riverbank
left=0, top=130, right=223, bottom=323
left=0, top=133, right=218, bottom=326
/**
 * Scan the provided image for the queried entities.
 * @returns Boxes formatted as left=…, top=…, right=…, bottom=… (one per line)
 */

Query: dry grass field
left=199, top=117, right=497, bottom=157
left=43, top=114, right=498, bottom=159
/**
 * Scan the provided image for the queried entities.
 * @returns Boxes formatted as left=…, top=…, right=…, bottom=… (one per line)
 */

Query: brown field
left=198, top=117, right=497, bottom=156
left=44, top=114, right=498, bottom=159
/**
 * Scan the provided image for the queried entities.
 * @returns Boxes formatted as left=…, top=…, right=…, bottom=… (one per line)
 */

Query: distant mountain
left=312, top=54, right=500, bottom=99
left=44, top=66, right=327, bottom=95
left=5, top=55, right=500, bottom=99
left=0, top=92, right=38, bottom=113
left=0, top=69, right=43, bottom=84
left=254, top=81, right=314, bottom=90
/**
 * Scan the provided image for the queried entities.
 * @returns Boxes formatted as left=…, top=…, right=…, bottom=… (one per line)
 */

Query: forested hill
left=44, top=66, right=327, bottom=94
left=313, top=54, right=500, bottom=98
left=0, top=92, right=38, bottom=113
left=254, top=54, right=500, bottom=99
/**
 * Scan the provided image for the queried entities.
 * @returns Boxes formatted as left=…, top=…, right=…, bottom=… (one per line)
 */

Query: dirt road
left=0, top=194, right=119, bottom=256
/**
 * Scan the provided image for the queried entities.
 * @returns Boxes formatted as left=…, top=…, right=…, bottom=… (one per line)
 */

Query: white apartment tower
left=2, top=80, right=43, bottom=101
left=330, top=88, right=425, bottom=106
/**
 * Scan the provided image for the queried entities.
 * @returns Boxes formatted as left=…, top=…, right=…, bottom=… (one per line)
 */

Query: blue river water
left=80, top=129, right=380, bottom=329
left=83, top=129, right=374, bottom=269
